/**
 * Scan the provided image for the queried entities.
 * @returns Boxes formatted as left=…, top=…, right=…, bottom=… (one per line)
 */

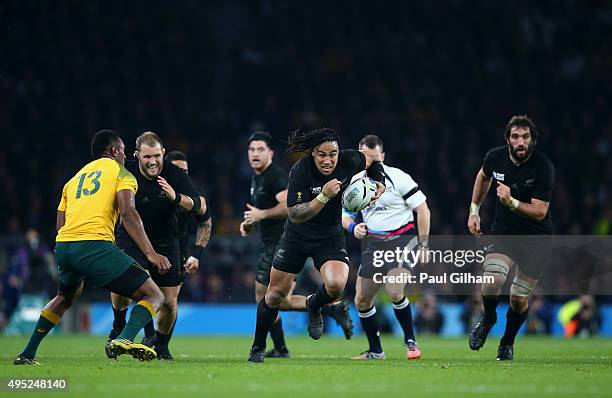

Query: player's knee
left=163, top=298, right=178, bottom=312
left=55, top=293, right=72, bottom=309
left=510, top=294, right=528, bottom=306
left=324, top=281, right=344, bottom=299
left=481, top=276, right=504, bottom=297
left=112, top=294, right=131, bottom=310
left=265, top=286, right=287, bottom=307
left=354, top=294, right=374, bottom=311
left=58, top=290, right=80, bottom=309
left=510, top=274, right=536, bottom=307
left=149, top=289, right=165, bottom=311
left=482, top=258, right=510, bottom=296
left=510, top=295, right=529, bottom=312
left=163, top=291, right=178, bottom=306
left=388, top=292, right=405, bottom=303
left=57, top=281, right=83, bottom=309
left=510, top=274, right=537, bottom=301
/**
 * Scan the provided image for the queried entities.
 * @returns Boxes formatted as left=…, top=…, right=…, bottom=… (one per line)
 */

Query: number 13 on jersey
left=76, top=170, right=102, bottom=198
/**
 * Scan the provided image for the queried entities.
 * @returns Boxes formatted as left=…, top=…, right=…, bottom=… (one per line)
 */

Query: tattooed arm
left=183, top=215, right=212, bottom=274
left=182, top=192, right=212, bottom=274
left=195, top=218, right=212, bottom=248
left=288, top=200, right=325, bottom=223
left=288, top=179, right=341, bottom=223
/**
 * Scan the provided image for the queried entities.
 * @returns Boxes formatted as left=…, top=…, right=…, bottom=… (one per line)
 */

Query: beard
left=509, top=142, right=534, bottom=162
left=140, top=161, right=162, bottom=178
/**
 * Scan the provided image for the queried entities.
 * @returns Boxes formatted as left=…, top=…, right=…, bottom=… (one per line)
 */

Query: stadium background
left=1, top=1, right=611, bottom=338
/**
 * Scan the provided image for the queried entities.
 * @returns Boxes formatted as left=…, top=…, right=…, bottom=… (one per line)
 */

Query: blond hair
left=135, top=131, right=163, bottom=151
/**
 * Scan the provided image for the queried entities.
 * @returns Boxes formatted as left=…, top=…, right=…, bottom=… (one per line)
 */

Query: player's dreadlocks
left=287, top=128, right=339, bottom=153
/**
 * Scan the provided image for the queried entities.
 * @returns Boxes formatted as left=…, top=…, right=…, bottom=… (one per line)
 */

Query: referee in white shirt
left=342, top=134, right=430, bottom=360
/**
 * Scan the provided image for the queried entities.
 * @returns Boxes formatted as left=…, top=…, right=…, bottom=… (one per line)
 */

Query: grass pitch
left=1, top=335, right=611, bottom=398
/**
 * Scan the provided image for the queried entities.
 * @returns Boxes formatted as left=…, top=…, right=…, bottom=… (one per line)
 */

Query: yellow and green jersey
left=56, top=158, right=138, bottom=242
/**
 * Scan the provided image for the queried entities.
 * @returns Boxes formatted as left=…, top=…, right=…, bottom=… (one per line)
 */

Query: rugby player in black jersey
left=165, top=150, right=212, bottom=273
left=136, top=150, right=212, bottom=353
left=241, top=132, right=352, bottom=359
left=467, top=115, right=554, bottom=360
left=248, top=128, right=386, bottom=363
left=105, top=132, right=206, bottom=360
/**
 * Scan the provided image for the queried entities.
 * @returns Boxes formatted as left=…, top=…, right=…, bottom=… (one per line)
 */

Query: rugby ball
left=342, top=177, right=377, bottom=213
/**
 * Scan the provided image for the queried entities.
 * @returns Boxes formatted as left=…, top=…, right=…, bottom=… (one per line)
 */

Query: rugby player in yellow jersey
left=13, top=130, right=171, bottom=365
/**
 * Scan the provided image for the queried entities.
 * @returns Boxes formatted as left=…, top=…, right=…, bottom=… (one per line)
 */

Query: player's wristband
left=348, top=222, right=356, bottom=234
left=418, top=239, right=428, bottom=248
left=507, top=197, right=520, bottom=211
left=316, top=193, right=330, bottom=204
left=174, top=192, right=182, bottom=205
left=469, top=202, right=480, bottom=216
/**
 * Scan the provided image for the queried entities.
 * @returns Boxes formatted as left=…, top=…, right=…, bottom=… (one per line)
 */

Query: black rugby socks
left=308, top=285, right=335, bottom=312
left=269, top=316, right=288, bottom=352
left=358, top=306, right=383, bottom=354
left=109, top=306, right=128, bottom=340
left=500, top=306, right=528, bottom=346
left=155, top=330, right=170, bottom=346
left=143, top=319, right=156, bottom=338
left=482, top=295, right=499, bottom=325
left=252, top=299, right=279, bottom=349
left=392, top=296, right=416, bottom=343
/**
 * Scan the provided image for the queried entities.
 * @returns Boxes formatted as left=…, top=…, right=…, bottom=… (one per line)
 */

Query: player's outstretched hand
left=148, top=252, right=171, bottom=274
left=370, top=181, right=386, bottom=204
left=467, top=214, right=482, bottom=236
left=157, top=176, right=177, bottom=202
left=239, top=221, right=253, bottom=237
left=183, top=256, right=199, bottom=274
left=353, top=222, right=367, bottom=239
left=322, top=179, right=342, bottom=198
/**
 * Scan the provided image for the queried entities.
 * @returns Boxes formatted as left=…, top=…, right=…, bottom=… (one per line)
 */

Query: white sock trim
left=392, top=297, right=409, bottom=310
left=358, top=306, right=377, bottom=318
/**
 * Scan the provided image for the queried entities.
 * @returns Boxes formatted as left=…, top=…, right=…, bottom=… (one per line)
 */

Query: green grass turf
left=1, top=335, right=611, bottom=398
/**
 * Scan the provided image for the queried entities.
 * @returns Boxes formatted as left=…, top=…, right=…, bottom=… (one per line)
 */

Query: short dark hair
left=504, top=115, right=538, bottom=142
left=135, top=131, right=163, bottom=151
left=359, top=134, right=384, bottom=151
left=166, top=150, right=188, bottom=163
left=247, top=131, right=275, bottom=150
left=91, top=129, right=121, bottom=159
